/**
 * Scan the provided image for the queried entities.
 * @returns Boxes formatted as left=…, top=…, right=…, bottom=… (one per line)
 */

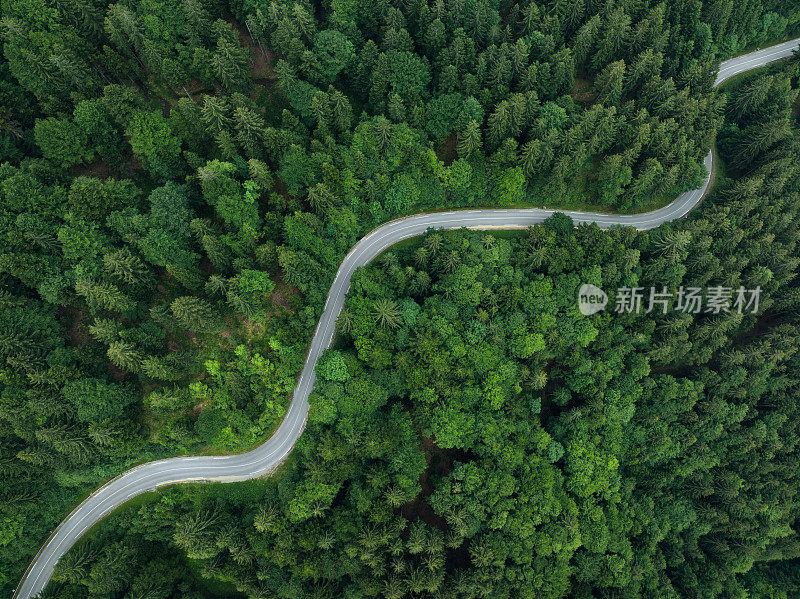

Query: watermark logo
left=577, top=284, right=762, bottom=315
left=577, top=283, right=608, bottom=315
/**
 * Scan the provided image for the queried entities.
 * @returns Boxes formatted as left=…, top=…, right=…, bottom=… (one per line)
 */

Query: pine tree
left=310, top=92, right=330, bottom=133
left=52, top=545, right=97, bottom=583
left=201, top=234, right=233, bottom=271
left=487, top=102, right=509, bottom=149
left=307, top=183, right=335, bottom=215
left=201, top=95, right=232, bottom=135
left=107, top=340, right=142, bottom=372
left=572, top=14, right=601, bottom=68
left=254, top=504, right=277, bottom=533
left=16, top=446, right=54, bottom=467
left=336, top=308, right=353, bottom=334
left=205, top=274, right=229, bottom=297
left=373, top=298, right=402, bottom=329
left=75, top=279, right=135, bottom=313
left=213, top=37, right=252, bottom=93
left=141, top=355, right=183, bottom=381
left=590, top=7, right=630, bottom=73
left=214, top=129, right=239, bottom=160
left=103, top=248, right=152, bottom=287
left=457, top=120, right=482, bottom=157
left=511, top=39, right=529, bottom=79
left=373, top=116, right=392, bottom=152
left=174, top=510, right=220, bottom=559
left=291, top=4, right=316, bottom=40
left=234, top=106, right=265, bottom=154
left=170, top=296, right=222, bottom=332
left=330, top=88, right=352, bottom=132
left=165, top=262, right=204, bottom=291
left=182, top=0, right=212, bottom=44
left=594, top=60, right=625, bottom=106
left=104, top=5, right=144, bottom=63
left=87, top=421, right=122, bottom=448
left=729, top=74, right=774, bottom=121
left=248, top=158, right=274, bottom=189
left=88, top=318, right=122, bottom=343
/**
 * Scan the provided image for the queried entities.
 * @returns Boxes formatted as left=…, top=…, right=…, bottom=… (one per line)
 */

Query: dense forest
left=39, top=62, right=800, bottom=597
left=1, top=0, right=800, bottom=596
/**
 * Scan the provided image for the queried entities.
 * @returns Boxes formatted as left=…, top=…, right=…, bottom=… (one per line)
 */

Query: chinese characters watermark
left=578, top=285, right=761, bottom=315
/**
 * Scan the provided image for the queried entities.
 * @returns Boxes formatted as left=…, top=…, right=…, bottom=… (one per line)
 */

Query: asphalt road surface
left=14, top=36, right=800, bottom=599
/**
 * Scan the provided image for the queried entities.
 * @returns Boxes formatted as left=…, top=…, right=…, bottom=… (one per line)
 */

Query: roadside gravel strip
left=14, top=37, right=800, bottom=599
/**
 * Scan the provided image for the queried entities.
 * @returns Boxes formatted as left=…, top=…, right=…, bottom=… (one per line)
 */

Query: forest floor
left=570, top=76, right=596, bottom=103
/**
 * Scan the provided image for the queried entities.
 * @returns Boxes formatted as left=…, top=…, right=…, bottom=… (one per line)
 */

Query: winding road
left=14, top=37, right=800, bottom=599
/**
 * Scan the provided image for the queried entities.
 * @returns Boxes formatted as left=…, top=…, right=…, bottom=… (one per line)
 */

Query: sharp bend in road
left=14, top=37, right=800, bottom=599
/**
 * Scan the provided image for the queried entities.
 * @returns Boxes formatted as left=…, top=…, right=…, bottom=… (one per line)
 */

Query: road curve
left=14, top=37, right=800, bottom=599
